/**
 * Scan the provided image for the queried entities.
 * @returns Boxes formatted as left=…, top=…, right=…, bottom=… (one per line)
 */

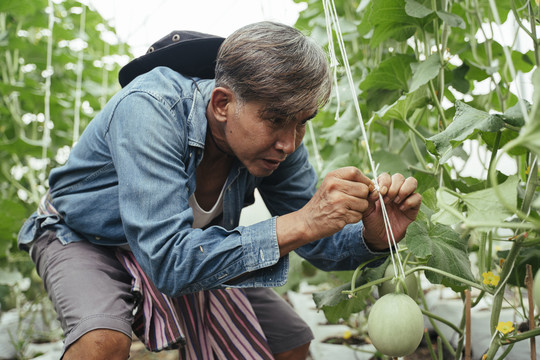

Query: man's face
left=224, top=101, right=317, bottom=177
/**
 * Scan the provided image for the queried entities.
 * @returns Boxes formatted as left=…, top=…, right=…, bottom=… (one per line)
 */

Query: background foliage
left=0, top=0, right=128, bottom=314
left=290, top=0, right=540, bottom=358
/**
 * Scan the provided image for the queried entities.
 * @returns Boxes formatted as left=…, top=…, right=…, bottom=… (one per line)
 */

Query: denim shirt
left=18, top=67, right=384, bottom=297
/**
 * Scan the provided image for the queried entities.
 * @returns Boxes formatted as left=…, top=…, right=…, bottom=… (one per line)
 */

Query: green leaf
left=436, top=10, right=466, bottom=29
left=313, top=283, right=369, bottom=323
left=312, top=281, right=372, bottom=323
left=426, top=101, right=505, bottom=162
left=0, top=198, right=28, bottom=248
left=431, top=188, right=463, bottom=225
left=361, top=54, right=415, bottom=92
left=417, top=187, right=438, bottom=222
left=512, top=69, right=540, bottom=157
left=321, top=105, right=361, bottom=144
left=369, top=0, right=420, bottom=46
left=372, top=149, right=412, bottom=175
left=405, top=0, right=434, bottom=18
left=496, top=247, right=540, bottom=288
left=376, top=86, right=430, bottom=122
left=511, top=50, right=536, bottom=74
left=451, top=63, right=471, bottom=94
left=501, top=102, right=529, bottom=127
left=409, top=54, right=441, bottom=93
left=406, top=221, right=475, bottom=290
left=461, top=175, right=519, bottom=225
left=0, top=0, right=40, bottom=15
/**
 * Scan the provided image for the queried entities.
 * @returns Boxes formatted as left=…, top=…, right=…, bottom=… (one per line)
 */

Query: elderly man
left=19, top=21, right=421, bottom=359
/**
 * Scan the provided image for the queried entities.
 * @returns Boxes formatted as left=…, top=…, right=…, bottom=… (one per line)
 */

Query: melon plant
left=378, top=264, right=419, bottom=300
left=367, top=293, right=425, bottom=357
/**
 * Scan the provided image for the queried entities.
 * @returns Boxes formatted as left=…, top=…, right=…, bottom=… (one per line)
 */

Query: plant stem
left=505, top=328, right=540, bottom=343
left=521, top=156, right=538, bottom=215
left=349, top=255, right=389, bottom=294
left=484, top=337, right=501, bottom=360
left=464, top=290, right=471, bottom=360
left=486, top=132, right=502, bottom=187
left=496, top=343, right=515, bottom=360
left=403, top=118, right=427, bottom=142
left=489, top=234, right=525, bottom=334
left=421, top=308, right=464, bottom=335
left=346, top=265, right=488, bottom=295
left=525, top=265, right=537, bottom=360
left=419, top=289, right=456, bottom=357
left=424, top=328, right=438, bottom=360
left=428, top=80, right=447, bottom=129
left=528, top=0, right=540, bottom=66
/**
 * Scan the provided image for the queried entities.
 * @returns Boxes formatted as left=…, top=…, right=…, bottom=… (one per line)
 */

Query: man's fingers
left=398, top=193, right=422, bottom=212
left=376, top=173, right=391, bottom=196
left=333, top=167, right=374, bottom=191
left=394, top=176, right=418, bottom=204
left=387, top=173, right=405, bottom=200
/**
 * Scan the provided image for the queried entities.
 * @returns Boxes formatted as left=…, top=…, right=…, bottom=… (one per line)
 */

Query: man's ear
left=210, top=87, right=234, bottom=123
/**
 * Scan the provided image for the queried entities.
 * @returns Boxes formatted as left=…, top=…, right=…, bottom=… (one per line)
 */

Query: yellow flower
left=343, top=330, right=352, bottom=340
left=482, top=271, right=500, bottom=286
left=496, top=321, right=514, bottom=335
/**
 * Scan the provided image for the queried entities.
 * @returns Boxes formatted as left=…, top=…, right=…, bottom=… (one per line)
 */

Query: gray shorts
left=30, top=231, right=313, bottom=355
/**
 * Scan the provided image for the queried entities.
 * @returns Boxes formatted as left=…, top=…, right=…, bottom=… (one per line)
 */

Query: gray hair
left=215, top=21, right=331, bottom=121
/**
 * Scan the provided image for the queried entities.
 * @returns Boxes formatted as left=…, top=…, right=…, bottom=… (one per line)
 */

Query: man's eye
left=267, top=118, right=285, bottom=126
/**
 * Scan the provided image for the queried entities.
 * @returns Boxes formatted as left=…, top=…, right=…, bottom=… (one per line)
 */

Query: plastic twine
left=322, top=0, right=406, bottom=280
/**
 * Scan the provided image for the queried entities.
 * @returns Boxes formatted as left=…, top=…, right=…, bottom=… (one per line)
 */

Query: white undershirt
left=188, top=184, right=226, bottom=229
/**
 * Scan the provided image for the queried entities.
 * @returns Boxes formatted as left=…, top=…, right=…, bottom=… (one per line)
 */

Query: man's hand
left=276, top=167, right=421, bottom=256
left=362, top=173, right=422, bottom=251
left=276, top=167, right=374, bottom=255
left=300, top=166, right=374, bottom=239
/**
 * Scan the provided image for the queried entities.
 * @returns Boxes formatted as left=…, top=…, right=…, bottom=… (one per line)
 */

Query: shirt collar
left=187, top=78, right=215, bottom=150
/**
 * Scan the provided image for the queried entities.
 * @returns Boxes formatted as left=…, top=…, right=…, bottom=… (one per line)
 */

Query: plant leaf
left=369, top=0, right=420, bottom=46
left=436, top=10, right=466, bottom=29
left=406, top=220, right=475, bottom=290
left=312, top=282, right=371, bottom=323
left=405, top=0, right=434, bottom=18
left=461, top=175, right=518, bottom=225
left=409, top=54, right=441, bottom=93
left=512, top=69, right=540, bottom=157
left=376, top=86, right=430, bottom=122
left=431, top=188, right=463, bottom=225
left=496, top=247, right=540, bottom=288
left=426, top=101, right=505, bottom=162
left=360, top=54, right=415, bottom=92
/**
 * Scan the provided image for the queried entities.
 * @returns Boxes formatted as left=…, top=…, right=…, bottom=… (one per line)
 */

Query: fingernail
left=394, top=196, right=401, bottom=204
left=381, top=186, right=387, bottom=195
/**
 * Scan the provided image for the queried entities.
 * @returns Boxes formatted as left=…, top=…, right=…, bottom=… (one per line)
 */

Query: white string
left=322, top=0, right=341, bottom=121
left=322, top=0, right=406, bottom=280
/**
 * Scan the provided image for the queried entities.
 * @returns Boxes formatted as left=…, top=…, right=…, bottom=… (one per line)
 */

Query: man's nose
left=275, top=128, right=296, bottom=154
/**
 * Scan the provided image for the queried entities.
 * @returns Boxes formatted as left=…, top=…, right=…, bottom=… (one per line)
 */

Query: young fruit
left=534, top=268, right=540, bottom=311
left=368, top=293, right=425, bottom=357
left=378, top=264, right=419, bottom=300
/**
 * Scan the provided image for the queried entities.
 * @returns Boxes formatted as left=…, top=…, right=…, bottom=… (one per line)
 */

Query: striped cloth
left=116, top=249, right=275, bottom=360
left=37, top=190, right=274, bottom=359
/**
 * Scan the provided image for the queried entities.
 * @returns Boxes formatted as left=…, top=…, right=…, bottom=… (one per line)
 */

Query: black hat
left=118, top=30, right=225, bottom=87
